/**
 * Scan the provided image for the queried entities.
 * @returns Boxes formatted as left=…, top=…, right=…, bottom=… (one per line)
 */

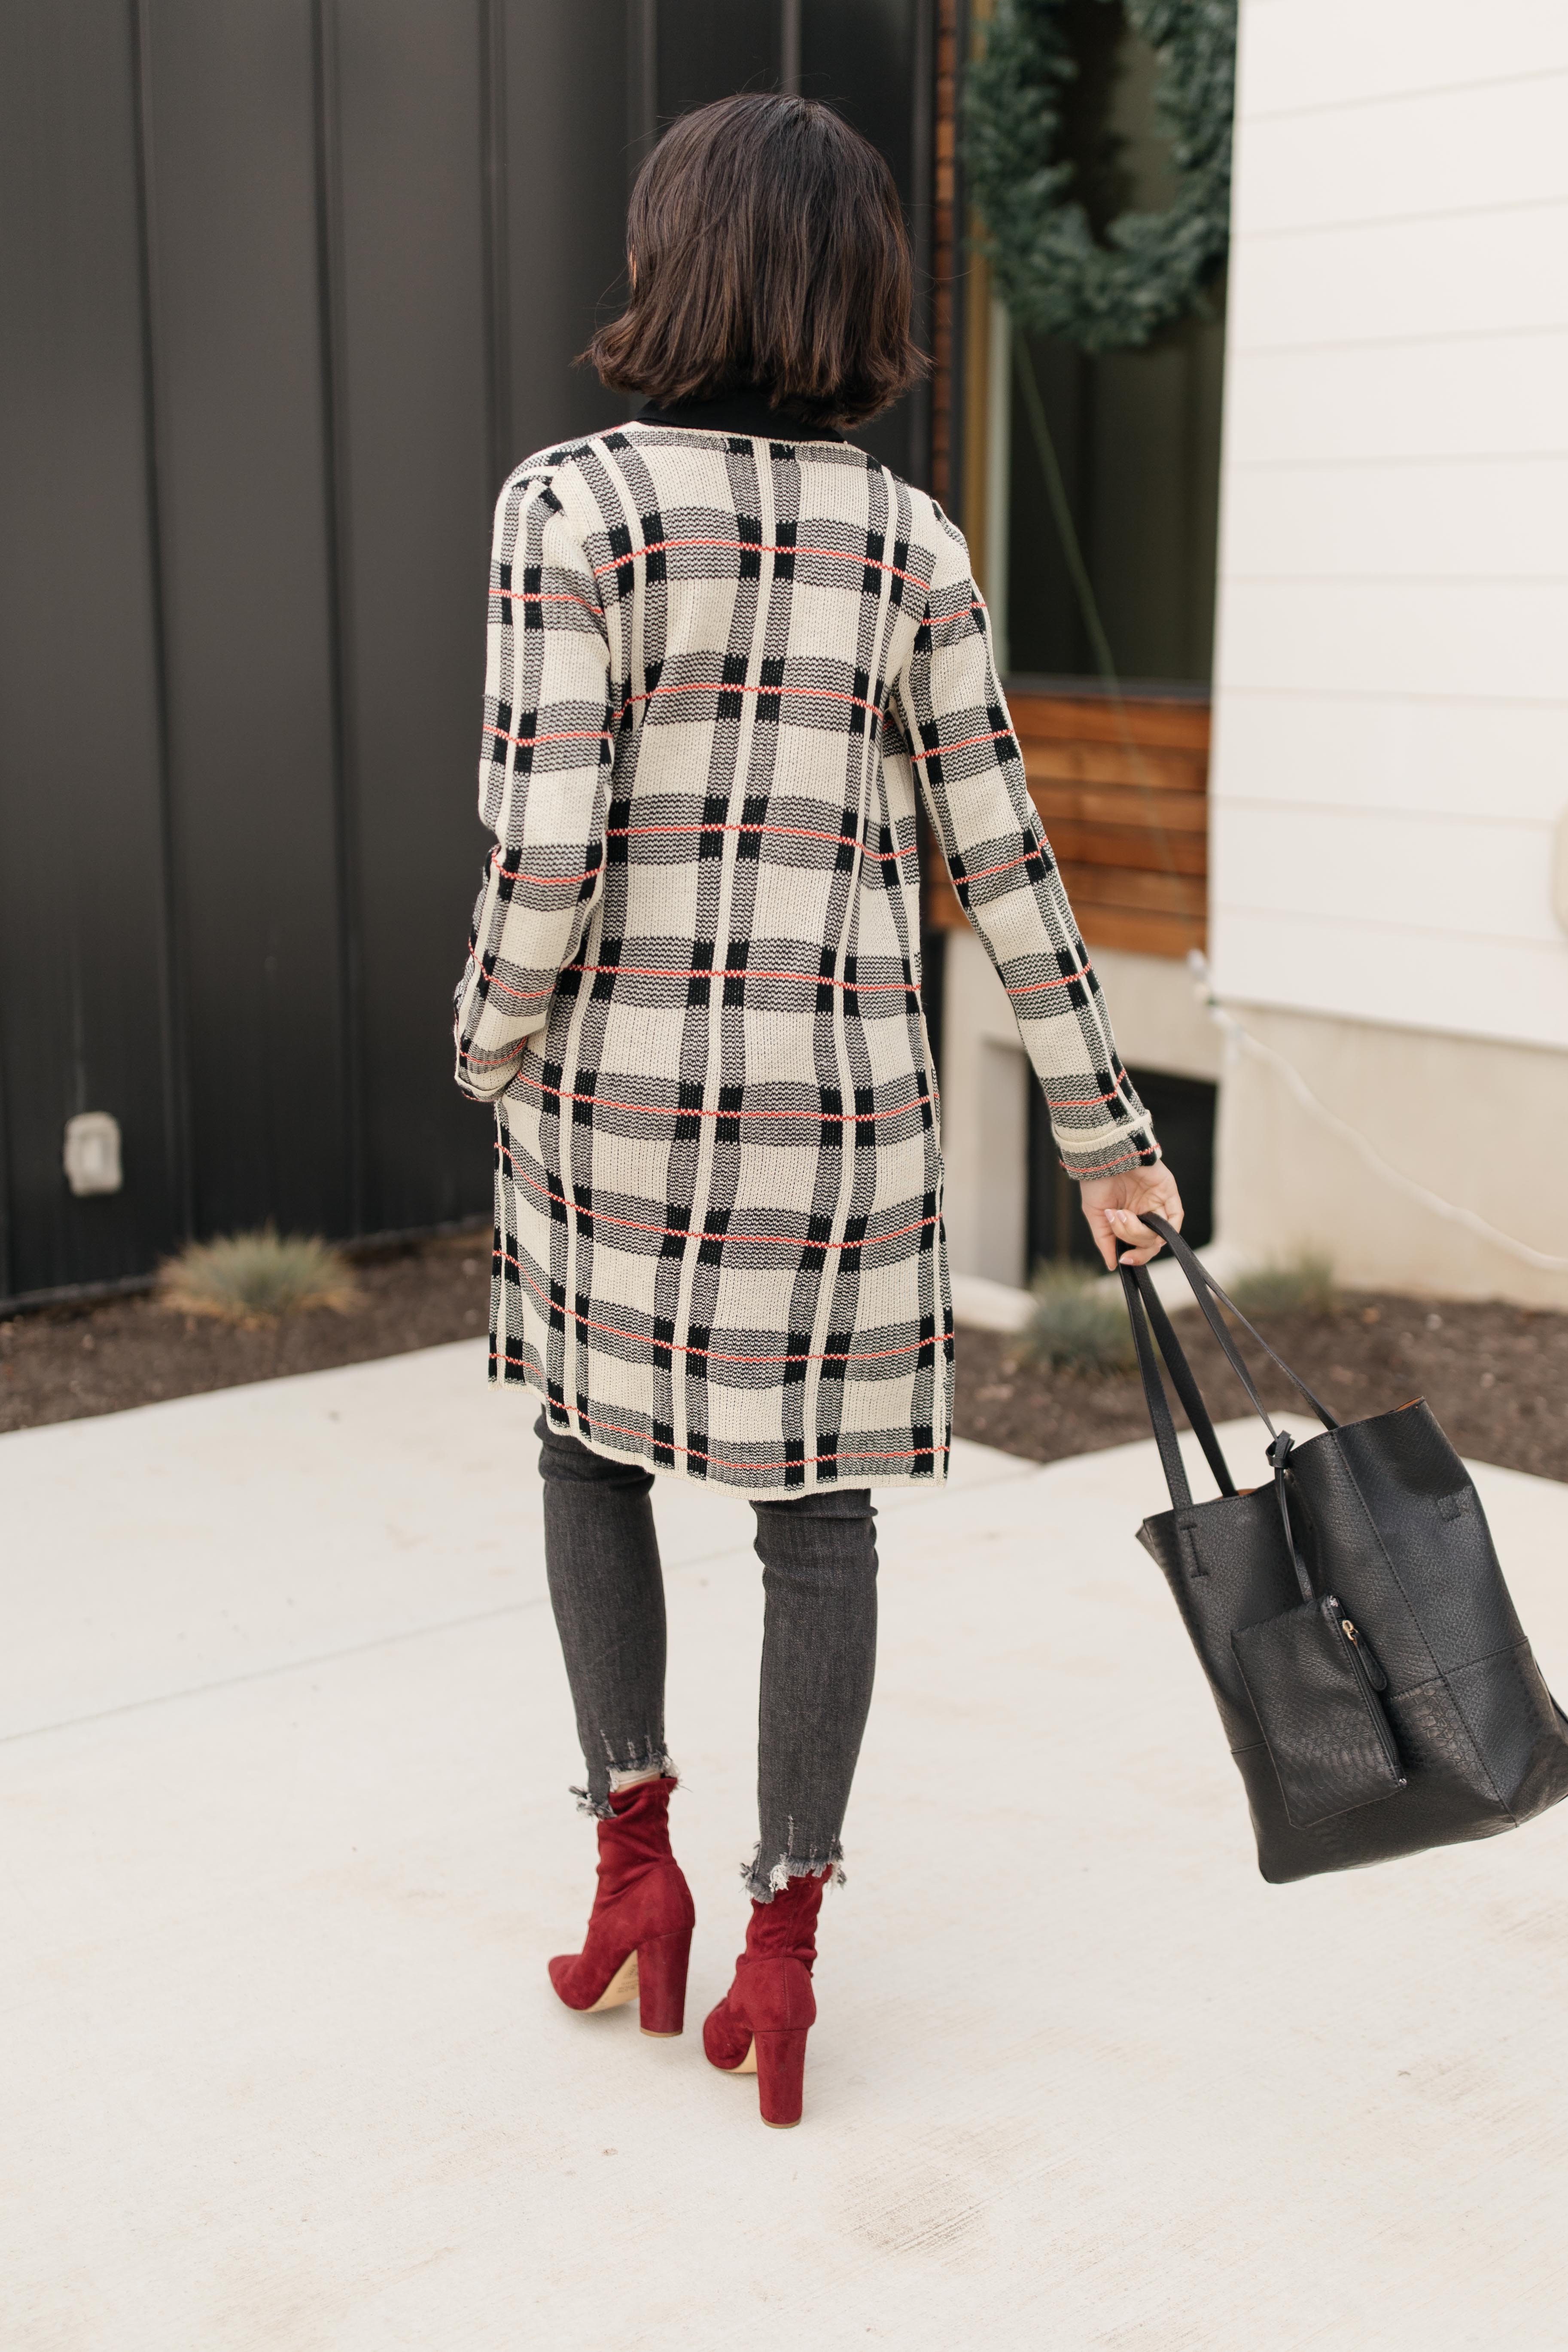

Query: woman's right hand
left=1078, top=1164, right=1184, bottom=1272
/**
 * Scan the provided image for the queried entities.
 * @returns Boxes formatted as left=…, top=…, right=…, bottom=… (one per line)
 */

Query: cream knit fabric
left=454, top=420, right=1156, bottom=1493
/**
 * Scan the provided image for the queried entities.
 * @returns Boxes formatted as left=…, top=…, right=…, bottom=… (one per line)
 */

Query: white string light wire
left=1010, top=326, right=1565, bottom=1280
left=1190, top=954, right=1568, bottom=1275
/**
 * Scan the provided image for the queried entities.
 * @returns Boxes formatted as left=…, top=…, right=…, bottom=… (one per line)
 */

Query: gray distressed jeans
left=536, top=1417, right=878, bottom=1901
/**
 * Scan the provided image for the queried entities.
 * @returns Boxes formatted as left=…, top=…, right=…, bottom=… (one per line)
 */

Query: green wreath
left=964, top=0, right=1236, bottom=353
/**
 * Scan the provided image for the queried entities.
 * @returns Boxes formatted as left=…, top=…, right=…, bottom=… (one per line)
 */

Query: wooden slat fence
left=926, top=686, right=1209, bottom=960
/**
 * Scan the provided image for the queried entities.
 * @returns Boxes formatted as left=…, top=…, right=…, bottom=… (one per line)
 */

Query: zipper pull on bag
left=1340, top=1616, right=1389, bottom=1692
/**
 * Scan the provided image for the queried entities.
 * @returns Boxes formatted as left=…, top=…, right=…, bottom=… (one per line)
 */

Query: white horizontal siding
left=1220, top=458, right=1568, bottom=581
left=1213, top=806, right=1561, bottom=944
left=1240, top=0, right=1568, bottom=118
left=1212, top=692, right=1568, bottom=825
left=1212, top=910, right=1568, bottom=1051
left=1217, top=581, right=1568, bottom=701
left=1224, top=333, right=1568, bottom=466
left=1239, top=70, right=1568, bottom=232
left=1211, top=2, right=1568, bottom=1050
left=1232, top=204, right=1568, bottom=350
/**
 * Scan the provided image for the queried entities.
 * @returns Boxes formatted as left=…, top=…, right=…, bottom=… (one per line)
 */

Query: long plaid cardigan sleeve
left=895, top=515, right=1157, bottom=1179
left=454, top=472, right=615, bottom=1103
left=451, top=424, right=1158, bottom=1495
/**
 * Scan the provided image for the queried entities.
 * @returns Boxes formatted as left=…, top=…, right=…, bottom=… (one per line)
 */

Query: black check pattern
left=454, top=423, right=1157, bottom=1492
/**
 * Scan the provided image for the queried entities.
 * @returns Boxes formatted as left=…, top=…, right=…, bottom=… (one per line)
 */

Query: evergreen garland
left=964, top=0, right=1236, bottom=353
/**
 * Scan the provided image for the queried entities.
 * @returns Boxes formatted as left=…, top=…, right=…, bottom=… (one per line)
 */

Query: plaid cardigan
left=454, top=417, right=1157, bottom=1493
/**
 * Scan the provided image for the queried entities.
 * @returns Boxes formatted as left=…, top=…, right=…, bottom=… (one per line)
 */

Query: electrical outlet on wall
left=63, top=1112, right=122, bottom=1197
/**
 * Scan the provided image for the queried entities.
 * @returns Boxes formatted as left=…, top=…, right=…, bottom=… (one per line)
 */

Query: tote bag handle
left=1137, top=1215, right=1339, bottom=1437
left=1120, top=1265, right=1239, bottom=1507
left=1119, top=1217, right=1339, bottom=1606
left=1121, top=1261, right=1209, bottom=1514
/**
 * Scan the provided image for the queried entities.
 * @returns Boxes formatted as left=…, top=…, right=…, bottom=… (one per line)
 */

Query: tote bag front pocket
left=1233, top=1594, right=1405, bottom=1830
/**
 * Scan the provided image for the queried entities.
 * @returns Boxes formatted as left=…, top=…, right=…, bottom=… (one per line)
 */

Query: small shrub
left=1227, top=1252, right=1336, bottom=1320
left=157, top=1226, right=358, bottom=1325
left=1015, top=1263, right=1136, bottom=1376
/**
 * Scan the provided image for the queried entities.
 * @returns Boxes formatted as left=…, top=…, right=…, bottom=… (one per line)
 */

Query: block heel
left=752, top=2026, right=809, bottom=2128
left=548, top=1779, right=697, bottom=2034
left=703, top=1869, right=828, bottom=2128
left=635, top=1927, right=691, bottom=2036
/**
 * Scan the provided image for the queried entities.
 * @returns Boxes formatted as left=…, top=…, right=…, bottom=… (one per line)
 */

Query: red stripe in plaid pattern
left=957, top=844, right=1044, bottom=886
left=498, top=1139, right=939, bottom=1250
left=1006, top=964, right=1092, bottom=996
left=469, top=957, right=916, bottom=1005
left=609, top=820, right=913, bottom=862
left=495, top=1366, right=949, bottom=1474
left=1050, top=1083, right=1132, bottom=1108
left=627, top=679, right=882, bottom=720
left=454, top=426, right=1156, bottom=1494
left=908, top=725, right=1016, bottom=764
left=490, top=586, right=606, bottom=617
left=505, top=1252, right=933, bottom=1367
left=505, top=1066, right=934, bottom=1124
left=567, top=960, right=913, bottom=992
left=1066, top=1146, right=1159, bottom=1176
left=590, top=535, right=929, bottom=591
left=486, top=722, right=614, bottom=752
left=487, top=848, right=603, bottom=887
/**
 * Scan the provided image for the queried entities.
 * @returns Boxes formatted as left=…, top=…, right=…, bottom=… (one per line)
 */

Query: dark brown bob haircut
left=587, top=93, right=925, bottom=430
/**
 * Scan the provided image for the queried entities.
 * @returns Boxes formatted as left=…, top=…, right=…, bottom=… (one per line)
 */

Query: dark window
left=1026, top=1063, right=1215, bottom=1273
left=1004, top=6, right=1226, bottom=687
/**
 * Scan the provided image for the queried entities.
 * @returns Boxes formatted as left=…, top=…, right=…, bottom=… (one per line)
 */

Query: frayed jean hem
left=740, top=1842, right=845, bottom=1904
left=570, top=1747, right=676, bottom=1820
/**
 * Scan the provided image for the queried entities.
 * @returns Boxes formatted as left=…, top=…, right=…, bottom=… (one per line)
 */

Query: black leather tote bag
left=1121, top=1216, right=1568, bottom=1883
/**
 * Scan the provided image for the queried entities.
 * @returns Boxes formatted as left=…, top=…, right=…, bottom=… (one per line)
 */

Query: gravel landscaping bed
left=953, top=1292, right=1568, bottom=1483
left=4, top=1235, right=1565, bottom=1483
left=0, top=1228, right=491, bottom=1435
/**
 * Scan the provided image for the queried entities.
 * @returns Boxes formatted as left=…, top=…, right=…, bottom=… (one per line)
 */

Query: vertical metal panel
left=141, top=0, right=350, bottom=1240
left=905, top=0, right=936, bottom=488
left=780, top=0, right=803, bottom=96
left=1008, top=313, right=1226, bottom=684
left=502, top=0, right=634, bottom=453
left=657, top=0, right=781, bottom=114
left=804, top=1, right=917, bottom=240
left=626, top=0, right=659, bottom=184
left=0, top=0, right=180, bottom=1298
left=802, top=0, right=931, bottom=483
left=939, top=0, right=971, bottom=523
left=0, top=0, right=935, bottom=1303
left=329, top=0, right=496, bottom=1233
left=479, top=0, right=514, bottom=492
left=642, top=0, right=934, bottom=484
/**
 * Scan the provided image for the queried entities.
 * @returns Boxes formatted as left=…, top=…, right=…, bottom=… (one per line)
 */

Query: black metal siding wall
left=0, top=0, right=933, bottom=1307
left=0, top=2, right=182, bottom=1304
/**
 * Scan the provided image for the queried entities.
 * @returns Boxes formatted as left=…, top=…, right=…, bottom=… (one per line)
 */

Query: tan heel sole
left=719, top=2038, right=802, bottom=2125
left=712, top=2037, right=757, bottom=2075
left=586, top=1950, right=639, bottom=2013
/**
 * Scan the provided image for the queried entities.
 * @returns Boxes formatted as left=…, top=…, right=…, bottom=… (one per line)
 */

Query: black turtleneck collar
left=635, top=387, right=846, bottom=444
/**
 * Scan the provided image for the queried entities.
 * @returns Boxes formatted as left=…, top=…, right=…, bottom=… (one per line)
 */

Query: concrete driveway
left=5, top=1341, right=1567, bottom=2349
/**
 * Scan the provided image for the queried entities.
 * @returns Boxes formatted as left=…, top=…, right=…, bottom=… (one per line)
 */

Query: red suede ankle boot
left=702, top=1868, right=829, bottom=2127
left=548, top=1777, right=695, bottom=2036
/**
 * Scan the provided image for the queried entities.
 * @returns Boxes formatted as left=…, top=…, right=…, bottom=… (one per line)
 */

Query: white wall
left=1209, top=0, right=1568, bottom=1051
left=939, top=930, right=1029, bottom=1286
left=940, top=933, right=1221, bottom=1287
